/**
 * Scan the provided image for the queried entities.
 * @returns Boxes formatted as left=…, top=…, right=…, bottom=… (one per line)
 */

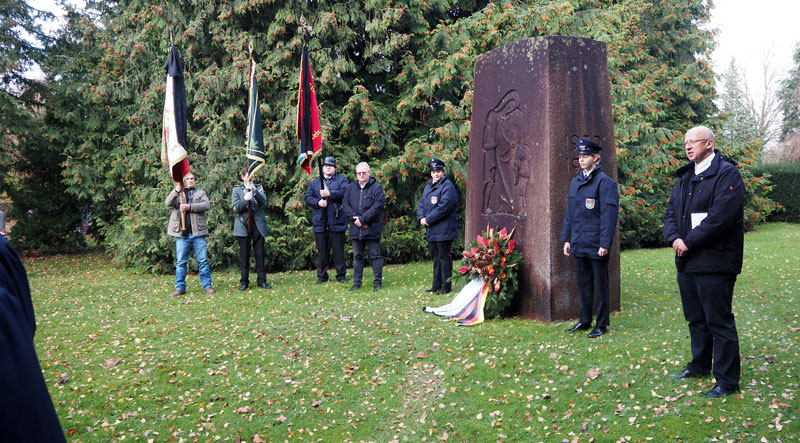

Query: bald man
left=663, top=126, right=745, bottom=398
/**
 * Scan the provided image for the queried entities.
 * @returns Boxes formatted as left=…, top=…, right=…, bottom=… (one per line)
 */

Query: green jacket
left=231, top=184, right=268, bottom=238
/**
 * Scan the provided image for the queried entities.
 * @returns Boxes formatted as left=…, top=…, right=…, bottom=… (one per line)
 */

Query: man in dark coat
left=342, top=162, right=385, bottom=291
left=0, top=236, right=66, bottom=442
left=560, top=138, right=619, bottom=338
left=417, top=158, right=459, bottom=294
left=663, top=126, right=745, bottom=398
left=232, top=167, right=271, bottom=290
left=305, top=156, right=349, bottom=284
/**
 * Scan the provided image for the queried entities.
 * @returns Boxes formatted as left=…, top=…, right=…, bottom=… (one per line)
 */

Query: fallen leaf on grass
left=587, top=368, right=600, bottom=379
left=234, top=406, right=252, bottom=414
left=101, top=358, right=121, bottom=369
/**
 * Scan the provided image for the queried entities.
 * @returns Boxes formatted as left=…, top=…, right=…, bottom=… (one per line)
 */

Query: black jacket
left=416, top=174, right=459, bottom=242
left=663, top=151, right=745, bottom=275
left=342, top=177, right=385, bottom=240
left=305, top=173, right=349, bottom=233
left=0, top=237, right=66, bottom=441
left=560, top=165, right=619, bottom=258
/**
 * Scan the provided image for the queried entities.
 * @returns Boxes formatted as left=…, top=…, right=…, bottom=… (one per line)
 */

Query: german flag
left=161, top=45, right=190, bottom=183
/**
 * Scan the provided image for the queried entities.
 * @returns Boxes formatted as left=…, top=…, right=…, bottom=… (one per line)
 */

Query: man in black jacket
left=663, top=126, right=745, bottom=398
left=305, top=157, right=349, bottom=284
left=343, top=162, right=385, bottom=291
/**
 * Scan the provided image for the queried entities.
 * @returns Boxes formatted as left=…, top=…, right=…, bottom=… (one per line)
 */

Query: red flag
left=161, top=45, right=190, bottom=183
left=297, top=43, right=322, bottom=175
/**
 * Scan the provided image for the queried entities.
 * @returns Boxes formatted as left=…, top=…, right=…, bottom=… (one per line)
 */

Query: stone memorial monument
left=465, top=36, right=620, bottom=322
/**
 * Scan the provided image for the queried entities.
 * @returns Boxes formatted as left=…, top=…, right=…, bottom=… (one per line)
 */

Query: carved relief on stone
left=481, top=90, right=529, bottom=216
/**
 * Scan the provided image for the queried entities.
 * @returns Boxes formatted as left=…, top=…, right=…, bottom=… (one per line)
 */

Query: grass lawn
left=27, top=223, right=799, bottom=442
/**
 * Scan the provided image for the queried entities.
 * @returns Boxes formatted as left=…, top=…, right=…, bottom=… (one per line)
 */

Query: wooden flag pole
left=179, top=186, right=187, bottom=231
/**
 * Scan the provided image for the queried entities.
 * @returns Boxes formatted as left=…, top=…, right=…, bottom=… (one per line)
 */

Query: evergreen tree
left=778, top=42, right=800, bottom=138
left=718, top=59, right=760, bottom=142
left=46, top=0, right=775, bottom=269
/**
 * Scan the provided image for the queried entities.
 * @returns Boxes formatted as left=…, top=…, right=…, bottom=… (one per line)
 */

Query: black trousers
left=573, top=255, right=610, bottom=329
left=314, top=231, right=346, bottom=281
left=238, top=229, right=265, bottom=286
left=677, top=272, right=740, bottom=390
left=428, top=240, right=453, bottom=291
left=351, top=239, right=383, bottom=286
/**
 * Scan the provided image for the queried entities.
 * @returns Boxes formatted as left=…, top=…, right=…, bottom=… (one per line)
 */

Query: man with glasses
left=663, top=126, right=745, bottom=398
left=166, top=173, right=216, bottom=296
left=343, top=162, right=385, bottom=291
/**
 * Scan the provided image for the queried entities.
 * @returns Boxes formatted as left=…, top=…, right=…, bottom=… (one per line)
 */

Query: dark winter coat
left=560, top=165, right=619, bottom=258
left=0, top=237, right=66, bottom=442
left=304, top=173, right=349, bottom=233
left=663, top=151, right=745, bottom=275
left=342, top=177, right=385, bottom=240
left=416, top=174, right=459, bottom=242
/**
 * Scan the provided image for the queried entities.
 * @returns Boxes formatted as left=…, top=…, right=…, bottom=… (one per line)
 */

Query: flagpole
left=300, top=18, right=328, bottom=231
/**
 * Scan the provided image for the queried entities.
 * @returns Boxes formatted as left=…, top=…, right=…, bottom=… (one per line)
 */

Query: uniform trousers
left=677, top=272, right=740, bottom=390
left=237, top=229, right=265, bottom=286
left=573, top=255, right=610, bottom=329
left=428, top=240, right=453, bottom=292
left=314, top=231, right=346, bottom=281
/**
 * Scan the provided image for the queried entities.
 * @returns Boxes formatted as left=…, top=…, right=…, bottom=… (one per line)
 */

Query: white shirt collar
left=694, top=152, right=715, bottom=175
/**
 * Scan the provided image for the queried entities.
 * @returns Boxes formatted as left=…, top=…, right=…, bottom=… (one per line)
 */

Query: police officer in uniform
left=417, top=158, right=459, bottom=294
left=561, top=138, right=619, bottom=338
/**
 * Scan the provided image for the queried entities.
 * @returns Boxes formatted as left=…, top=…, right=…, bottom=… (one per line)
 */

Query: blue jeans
left=175, top=234, right=212, bottom=290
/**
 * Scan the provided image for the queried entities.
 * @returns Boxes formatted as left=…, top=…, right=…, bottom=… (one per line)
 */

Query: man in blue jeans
left=166, top=172, right=215, bottom=296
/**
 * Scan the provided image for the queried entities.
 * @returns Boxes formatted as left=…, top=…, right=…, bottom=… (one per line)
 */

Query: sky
left=25, top=0, right=800, bottom=96
left=707, top=0, right=800, bottom=96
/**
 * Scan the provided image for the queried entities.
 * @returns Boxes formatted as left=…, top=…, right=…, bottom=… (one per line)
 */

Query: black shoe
left=373, top=283, right=381, bottom=291
left=170, top=289, right=186, bottom=297
left=238, top=284, right=249, bottom=291
left=350, top=284, right=361, bottom=291
left=337, top=278, right=347, bottom=283
left=565, top=322, right=591, bottom=333
left=666, top=369, right=708, bottom=379
left=437, top=288, right=451, bottom=294
left=588, top=327, right=606, bottom=338
left=258, top=282, right=272, bottom=289
left=315, top=279, right=326, bottom=284
left=701, top=385, right=739, bottom=398
left=425, top=287, right=440, bottom=293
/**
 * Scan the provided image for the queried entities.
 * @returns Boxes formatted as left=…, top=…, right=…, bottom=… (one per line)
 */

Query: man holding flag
left=162, top=45, right=215, bottom=297
left=232, top=49, right=271, bottom=291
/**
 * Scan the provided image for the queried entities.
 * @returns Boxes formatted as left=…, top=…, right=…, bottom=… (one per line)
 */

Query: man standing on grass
left=305, top=156, right=349, bottom=285
left=663, top=125, right=744, bottom=398
left=232, top=167, right=271, bottom=291
left=166, top=172, right=216, bottom=297
left=343, top=162, right=385, bottom=292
